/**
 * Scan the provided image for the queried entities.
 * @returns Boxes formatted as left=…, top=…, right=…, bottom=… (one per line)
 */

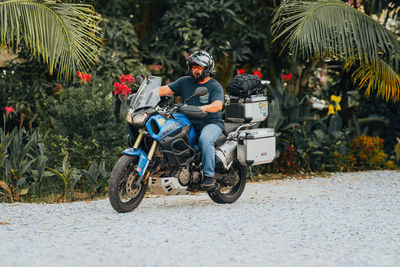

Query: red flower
left=237, top=68, right=246, bottom=75
left=253, top=70, right=262, bottom=78
left=149, top=65, right=163, bottom=71
left=120, top=74, right=135, bottom=85
left=281, top=73, right=292, bottom=81
left=4, top=106, right=14, bottom=113
left=114, top=74, right=136, bottom=97
left=4, top=106, right=14, bottom=118
left=83, top=74, right=91, bottom=83
left=77, top=71, right=91, bottom=83
left=113, top=82, right=132, bottom=96
left=120, top=75, right=127, bottom=83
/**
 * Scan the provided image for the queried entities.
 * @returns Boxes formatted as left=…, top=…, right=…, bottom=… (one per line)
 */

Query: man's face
left=191, top=64, right=204, bottom=79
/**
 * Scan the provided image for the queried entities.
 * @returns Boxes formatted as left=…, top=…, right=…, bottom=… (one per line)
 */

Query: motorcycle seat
left=214, top=122, right=242, bottom=146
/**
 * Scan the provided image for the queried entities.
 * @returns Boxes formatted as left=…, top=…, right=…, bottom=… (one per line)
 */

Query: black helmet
left=186, top=50, right=215, bottom=82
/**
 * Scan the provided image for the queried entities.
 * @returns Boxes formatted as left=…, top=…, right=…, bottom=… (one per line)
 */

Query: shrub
left=43, top=77, right=126, bottom=171
left=0, top=128, right=49, bottom=202
left=348, top=135, right=388, bottom=170
left=275, top=145, right=300, bottom=174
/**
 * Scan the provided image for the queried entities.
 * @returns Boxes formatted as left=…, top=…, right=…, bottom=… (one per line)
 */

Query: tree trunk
left=215, top=55, right=233, bottom=91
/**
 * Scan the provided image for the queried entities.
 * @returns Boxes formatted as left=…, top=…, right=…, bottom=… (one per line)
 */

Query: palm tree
left=272, top=0, right=400, bottom=101
left=0, top=0, right=102, bottom=78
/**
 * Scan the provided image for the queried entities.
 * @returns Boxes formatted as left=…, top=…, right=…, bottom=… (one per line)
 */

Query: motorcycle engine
left=173, top=167, right=191, bottom=186
left=172, top=166, right=202, bottom=186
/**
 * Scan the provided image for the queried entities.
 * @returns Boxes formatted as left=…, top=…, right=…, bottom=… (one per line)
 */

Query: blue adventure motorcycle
left=108, top=76, right=250, bottom=213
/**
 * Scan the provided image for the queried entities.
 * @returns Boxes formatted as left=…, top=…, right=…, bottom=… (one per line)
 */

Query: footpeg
left=200, top=183, right=220, bottom=191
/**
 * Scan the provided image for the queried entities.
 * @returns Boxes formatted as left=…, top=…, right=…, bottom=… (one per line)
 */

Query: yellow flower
left=336, top=104, right=341, bottom=111
left=330, top=95, right=341, bottom=103
left=328, top=105, right=335, bottom=114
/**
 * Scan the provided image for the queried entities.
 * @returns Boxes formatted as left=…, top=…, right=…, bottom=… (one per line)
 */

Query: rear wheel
left=208, top=160, right=246, bottom=204
left=108, top=155, right=148, bottom=213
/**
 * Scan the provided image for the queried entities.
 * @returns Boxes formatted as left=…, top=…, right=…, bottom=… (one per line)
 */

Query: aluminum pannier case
left=237, top=128, right=276, bottom=166
left=225, top=95, right=268, bottom=123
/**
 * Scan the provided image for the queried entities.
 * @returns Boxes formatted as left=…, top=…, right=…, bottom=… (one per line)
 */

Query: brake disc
left=125, top=172, right=141, bottom=198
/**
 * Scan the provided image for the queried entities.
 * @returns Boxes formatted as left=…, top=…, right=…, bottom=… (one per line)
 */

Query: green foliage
left=0, top=126, right=112, bottom=201
left=96, top=16, right=148, bottom=79
left=395, top=140, right=400, bottom=164
left=272, top=0, right=400, bottom=101
left=0, top=0, right=102, bottom=78
left=147, top=0, right=270, bottom=80
left=266, top=83, right=350, bottom=172
left=0, top=8, right=146, bottom=202
left=355, top=95, right=400, bottom=160
left=0, top=61, right=55, bottom=130
left=275, top=145, right=300, bottom=174
left=0, top=127, right=48, bottom=201
left=47, top=152, right=82, bottom=200
left=83, top=160, right=107, bottom=197
left=43, top=78, right=126, bottom=171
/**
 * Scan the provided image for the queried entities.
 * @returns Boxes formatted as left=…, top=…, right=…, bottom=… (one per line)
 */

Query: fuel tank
left=146, top=113, right=197, bottom=147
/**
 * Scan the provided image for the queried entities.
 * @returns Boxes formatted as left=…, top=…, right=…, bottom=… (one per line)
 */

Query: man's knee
left=198, top=135, right=213, bottom=148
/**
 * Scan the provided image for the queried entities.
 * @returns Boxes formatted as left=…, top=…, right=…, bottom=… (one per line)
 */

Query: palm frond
left=344, top=57, right=400, bottom=102
left=272, top=0, right=400, bottom=65
left=0, top=0, right=102, bottom=78
left=272, top=0, right=400, bottom=101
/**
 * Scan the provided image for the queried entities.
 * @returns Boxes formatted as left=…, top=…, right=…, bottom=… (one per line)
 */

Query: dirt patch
left=249, top=172, right=333, bottom=182
left=0, top=47, right=23, bottom=67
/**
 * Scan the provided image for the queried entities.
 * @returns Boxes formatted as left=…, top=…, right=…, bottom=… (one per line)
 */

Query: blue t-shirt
left=168, top=76, right=225, bottom=131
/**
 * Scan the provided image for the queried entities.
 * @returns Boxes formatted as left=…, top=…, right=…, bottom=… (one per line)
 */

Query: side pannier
left=225, top=74, right=269, bottom=123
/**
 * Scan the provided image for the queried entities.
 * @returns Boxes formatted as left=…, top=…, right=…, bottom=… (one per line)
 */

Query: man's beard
left=192, top=72, right=204, bottom=82
left=193, top=75, right=204, bottom=82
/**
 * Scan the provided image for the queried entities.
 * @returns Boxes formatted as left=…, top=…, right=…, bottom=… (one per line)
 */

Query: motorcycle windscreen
left=130, top=76, right=161, bottom=110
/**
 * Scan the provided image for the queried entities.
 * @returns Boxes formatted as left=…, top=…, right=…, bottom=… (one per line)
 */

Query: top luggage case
left=226, top=74, right=263, bottom=97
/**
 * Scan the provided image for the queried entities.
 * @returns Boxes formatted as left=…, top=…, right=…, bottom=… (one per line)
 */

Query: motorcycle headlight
left=132, top=113, right=148, bottom=124
left=126, top=111, right=133, bottom=123
left=126, top=108, right=156, bottom=127
left=127, top=111, right=148, bottom=126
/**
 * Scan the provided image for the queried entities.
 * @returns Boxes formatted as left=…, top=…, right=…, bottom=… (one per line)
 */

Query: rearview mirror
left=135, top=75, right=144, bottom=86
left=185, top=87, right=208, bottom=103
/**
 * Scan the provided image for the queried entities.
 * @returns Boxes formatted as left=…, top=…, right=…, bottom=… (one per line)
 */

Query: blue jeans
left=198, top=123, right=222, bottom=177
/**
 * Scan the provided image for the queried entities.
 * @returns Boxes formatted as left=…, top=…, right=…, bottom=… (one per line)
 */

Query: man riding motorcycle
left=158, top=50, right=224, bottom=188
left=108, top=50, right=274, bottom=213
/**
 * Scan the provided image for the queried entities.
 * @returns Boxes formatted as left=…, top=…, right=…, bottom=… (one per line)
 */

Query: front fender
left=122, top=148, right=149, bottom=176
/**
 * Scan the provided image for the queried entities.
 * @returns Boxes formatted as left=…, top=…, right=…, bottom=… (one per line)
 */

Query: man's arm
left=200, top=100, right=223, bottom=113
left=159, top=85, right=174, bottom=97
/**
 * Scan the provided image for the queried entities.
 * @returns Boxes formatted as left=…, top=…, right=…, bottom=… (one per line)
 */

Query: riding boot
left=201, top=176, right=215, bottom=188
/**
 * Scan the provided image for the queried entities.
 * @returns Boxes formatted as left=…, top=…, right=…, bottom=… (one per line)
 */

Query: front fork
left=123, top=130, right=157, bottom=186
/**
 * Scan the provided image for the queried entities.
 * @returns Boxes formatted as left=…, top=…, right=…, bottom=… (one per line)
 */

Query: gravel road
left=1, top=171, right=400, bottom=267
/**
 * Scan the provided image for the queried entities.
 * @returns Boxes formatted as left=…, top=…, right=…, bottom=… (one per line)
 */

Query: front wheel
left=208, top=160, right=246, bottom=204
left=108, top=155, right=148, bottom=213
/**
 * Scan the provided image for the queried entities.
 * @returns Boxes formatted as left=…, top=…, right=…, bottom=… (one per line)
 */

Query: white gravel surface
left=1, top=171, right=400, bottom=267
